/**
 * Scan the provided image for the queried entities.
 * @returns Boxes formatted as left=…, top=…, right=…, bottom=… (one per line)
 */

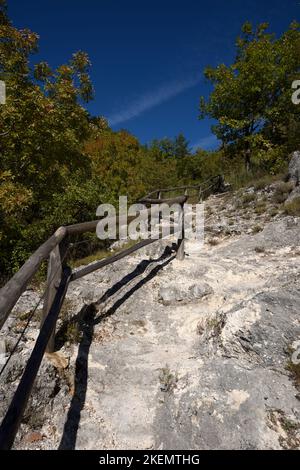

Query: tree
left=174, top=133, right=190, bottom=159
left=173, top=133, right=191, bottom=178
left=0, top=1, right=95, bottom=274
left=199, top=21, right=300, bottom=170
left=85, top=129, right=146, bottom=204
left=148, top=137, right=175, bottom=160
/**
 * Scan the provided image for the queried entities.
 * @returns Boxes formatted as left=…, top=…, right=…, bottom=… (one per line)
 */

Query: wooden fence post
left=176, top=202, right=185, bottom=261
left=198, top=187, right=203, bottom=203
left=41, top=239, right=68, bottom=352
left=218, top=174, right=224, bottom=192
left=158, top=191, right=162, bottom=224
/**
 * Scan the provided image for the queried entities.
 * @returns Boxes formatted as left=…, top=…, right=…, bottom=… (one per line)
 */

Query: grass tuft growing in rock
left=254, top=202, right=267, bottom=215
left=273, top=182, right=294, bottom=204
left=286, top=360, right=300, bottom=390
left=252, top=224, right=263, bottom=234
left=199, top=314, right=226, bottom=337
left=242, top=193, right=256, bottom=205
left=269, top=207, right=279, bottom=217
left=253, top=174, right=281, bottom=190
left=254, top=208, right=265, bottom=216
left=268, top=409, right=300, bottom=449
left=284, top=197, right=300, bottom=216
left=64, top=322, right=82, bottom=344
left=159, top=365, right=178, bottom=393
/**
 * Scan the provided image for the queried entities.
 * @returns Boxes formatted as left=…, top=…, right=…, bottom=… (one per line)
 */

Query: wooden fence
left=0, top=175, right=224, bottom=449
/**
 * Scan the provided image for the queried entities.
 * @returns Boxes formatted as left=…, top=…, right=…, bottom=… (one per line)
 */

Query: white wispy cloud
left=107, top=76, right=200, bottom=126
left=192, top=134, right=219, bottom=151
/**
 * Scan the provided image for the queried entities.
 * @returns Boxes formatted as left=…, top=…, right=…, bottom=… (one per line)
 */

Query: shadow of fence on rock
left=58, top=247, right=175, bottom=449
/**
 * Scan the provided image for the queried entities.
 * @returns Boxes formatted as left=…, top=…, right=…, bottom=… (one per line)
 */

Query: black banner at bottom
left=0, top=449, right=298, bottom=467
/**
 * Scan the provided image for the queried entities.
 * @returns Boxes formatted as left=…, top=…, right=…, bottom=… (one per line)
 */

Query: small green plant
left=284, top=197, right=300, bottom=216
left=242, top=193, right=256, bottom=205
left=256, top=198, right=267, bottom=207
left=59, top=298, right=75, bottom=321
left=70, top=249, right=109, bottom=268
left=252, top=224, right=263, bottom=234
left=70, top=239, right=137, bottom=268
left=159, top=365, right=178, bottom=393
left=226, top=167, right=280, bottom=192
left=56, top=299, right=81, bottom=345
left=254, top=203, right=267, bottom=215
left=286, top=360, right=300, bottom=390
left=18, top=310, right=34, bottom=322
left=273, top=182, right=294, bottom=204
left=253, top=174, right=281, bottom=191
left=202, top=313, right=225, bottom=337
left=64, top=322, right=82, bottom=344
left=205, top=317, right=220, bottom=329
left=269, top=207, right=278, bottom=217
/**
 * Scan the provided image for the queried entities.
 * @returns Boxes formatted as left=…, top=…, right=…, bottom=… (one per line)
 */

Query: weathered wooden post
left=41, top=239, right=68, bottom=352
left=176, top=201, right=185, bottom=261
left=198, top=186, right=203, bottom=203
left=158, top=191, right=162, bottom=224
left=217, top=174, right=224, bottom=192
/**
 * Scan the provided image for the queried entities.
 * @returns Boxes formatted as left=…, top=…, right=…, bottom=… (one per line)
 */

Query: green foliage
left=174, top=133, right=191, bottom=159
left=199, top=21, right=300, bottom=171
left=0, top=2, right=97, bottom=275
left=252, top=224, right=263, bottom=233
left=253, top=174, right=283, bottom=190
left=1, top=4, right=299, bottom=280
left=159, top=365, right=178, bottom=393
left=273, top=182, right=294, bottom=203
left=86, top=129, right=146, bottom=204
left=242, top=193, right=256, bottom=204
left=254, top=202, right=267, bottom=215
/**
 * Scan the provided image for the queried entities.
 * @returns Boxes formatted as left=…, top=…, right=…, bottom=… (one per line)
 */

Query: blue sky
left=8, top=0, right=299, bottom=150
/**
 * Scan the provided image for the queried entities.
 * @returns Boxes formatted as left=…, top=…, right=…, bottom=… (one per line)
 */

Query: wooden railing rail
left=0, top=227, right=67, bottom=331
left=142, top=175, right=223, bottom=200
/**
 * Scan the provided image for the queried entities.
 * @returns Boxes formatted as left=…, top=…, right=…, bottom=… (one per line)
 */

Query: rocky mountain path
left=1, top=180, right=300, bottom=449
